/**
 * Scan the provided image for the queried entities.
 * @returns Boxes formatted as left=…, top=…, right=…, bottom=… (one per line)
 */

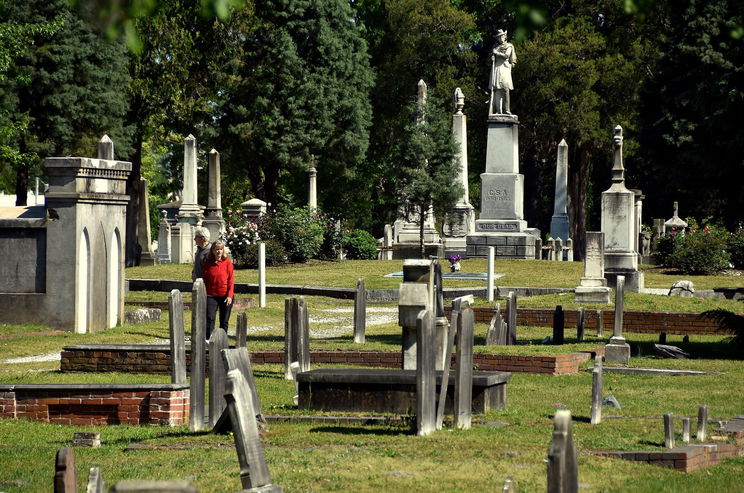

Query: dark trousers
left=206, top=296, right=232, bottom=340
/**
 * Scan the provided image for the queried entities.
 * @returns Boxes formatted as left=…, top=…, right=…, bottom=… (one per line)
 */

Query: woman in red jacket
left=201, top=240, right=234, bottom=340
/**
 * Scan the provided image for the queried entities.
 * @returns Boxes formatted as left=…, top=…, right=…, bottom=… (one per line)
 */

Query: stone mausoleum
left=0, top=137, right=130, bottom=332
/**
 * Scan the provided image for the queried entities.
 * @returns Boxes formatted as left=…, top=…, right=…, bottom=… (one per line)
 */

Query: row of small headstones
left=537, top=237, right=574, bottom=262
left=485, top=293, right=608, bottom=346
left=664, top=405, right=710, bottom=448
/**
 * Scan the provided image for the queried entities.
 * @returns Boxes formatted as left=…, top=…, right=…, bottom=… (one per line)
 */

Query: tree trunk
left=567, top=145, right=591, bottom=262
left=14, top=164, right=28, bottom=207
left=125, top=122, right=144, bottom=266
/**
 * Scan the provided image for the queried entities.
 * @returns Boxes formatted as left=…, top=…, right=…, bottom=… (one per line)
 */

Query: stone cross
left=552, top=305, right=565, bottom=345
left=506, top=291, right=517, bottom=345
left=697, top=404, right=708, bottom=441
left=354, top=278, right=366, bottom=343
left=664, top=413, right=675, bottom=448
left=454, top=298, right=474, bottom=430
left=576, top=307, right=585, bottom=342
left=590, top=356, right=603, bottom=425
left=87, top=466, right=104, bottom=493
left=222, top=347, right=267, bottom=432
left=209, top=327, right=229, bottom=428
left=550, top=139, right=570, bottom=243
left=54, top=447, right=77, bottom=493
left=224, top=369, right=283, bottom=492
left=168, top=289, right=187, bottom=384
left=307, top=167, right=317, bottom=210
left=190, top=279, right=207, bottom=431
left=416, top=308, right=436, bottom=436
left=547, top=410, right=578, bottom=493
left=236, top=311, right=248, bottom=348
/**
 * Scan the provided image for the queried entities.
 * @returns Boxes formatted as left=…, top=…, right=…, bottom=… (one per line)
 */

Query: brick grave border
left=0, top=384, right=189, bottom=426
left=61, top=345, right=604, bottom=376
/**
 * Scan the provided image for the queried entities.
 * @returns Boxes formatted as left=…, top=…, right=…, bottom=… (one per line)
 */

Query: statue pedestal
left=605, top=336, right=630, bottom=364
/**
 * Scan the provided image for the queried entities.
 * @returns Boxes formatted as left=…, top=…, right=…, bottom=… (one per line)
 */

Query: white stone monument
left=172, top=135, right=204, bottom=264
left=600, top=126, right=643, bottom=291
left=307, top=167, right=317, bottom=210
left=202, top=148, right=225, bottom=243
left=575, top=232, right=611, bottom=303
left=549, top=139, right=570, bottom=251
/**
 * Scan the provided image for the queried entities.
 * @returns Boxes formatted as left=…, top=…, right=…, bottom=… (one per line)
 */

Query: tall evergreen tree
left=395, top=89, right=462, bottom=258
left=216, top=0, right=374, bottom=216
left=0, top=0, right=131, bottom=205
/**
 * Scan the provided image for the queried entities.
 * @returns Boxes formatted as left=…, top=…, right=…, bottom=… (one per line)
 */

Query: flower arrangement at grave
left=448, top=254, right=462, bottom=272
left=221, top=208, right=260, bottom=264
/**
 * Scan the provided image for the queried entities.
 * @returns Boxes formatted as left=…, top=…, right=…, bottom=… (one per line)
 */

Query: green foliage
left=664, top=220, right=731, bottom=275
left=727, top=225, right=744, bottom=270
left=344, top=229, right=378, bottom=260
left=220, top=206, right=260, bottom=265
left=317, top=213, right=344, bottom=261
left=259, top=204, right=325, bottom=263
left=395, top=92, right=462, bottom=257
left=239, top=239, right=288, bottom=268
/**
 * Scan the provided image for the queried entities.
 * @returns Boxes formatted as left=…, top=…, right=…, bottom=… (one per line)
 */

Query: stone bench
left=297, top=369, right=511, bottom=414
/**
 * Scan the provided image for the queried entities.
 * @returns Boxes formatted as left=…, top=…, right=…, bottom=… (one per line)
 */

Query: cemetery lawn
left=1, top=261, right=743, bottom=491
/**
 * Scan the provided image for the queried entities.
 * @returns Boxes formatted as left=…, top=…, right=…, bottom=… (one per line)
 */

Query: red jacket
left=201, top=257, right=235, bottom=298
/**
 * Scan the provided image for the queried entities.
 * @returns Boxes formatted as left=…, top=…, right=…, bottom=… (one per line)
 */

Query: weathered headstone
left=399, top=259, right=434, bottom=370
left=54, top=447, right=76, bottom=493
left=416, top=309, right=436, bottom=436
left=576, top=307, right=585, bottom=342
left=669, top=280, right=694, bottom=297
left=605, top=276, right=630, bottom=364
left=566, top=238, right=574, bottom=262
left=209, top=328, right=229, bottom=428
left=697, top=404, right=708, bottom=441
left=682, top=417, right=691, bottom=443
left=596, top=310, right=603, bottom=338
left=190, top=279, right=207, bottom=431
left=221, top=347, right=266, bottom=432
left=236, top=311, right=248, bottom=348
left=554, top=237, right=563, bottom=262
left=454, top=297, right=474, bottom=430
left=535, top=237, right=543, bottom=259
left=552, top=305, right=565, bottom=345
left=590, top=356, right=603, bottom=425
left=73, top=432, right=100, bottom=448
left=382, top=224, right=394, bottom=260
left=506, top=291, right=517, bottom=345
left=547, top=238, right=556, bottom=261
left=485, top=303, right=508, bottom=346
left=436, top=297, right=464, bottom=430
left=224, top=369, right=283, bottom=492
left=353, top=278, right=366, bottom=343
left=258, top=242, right=266, bottom=308
left=169, top=289, right=187, bottom=384
left=86, top=466, right=104, bottom=493
left=298, top=297, right=310, bottom=372
left=664, top=413, right=675, bottom=448
left=284, top=298, right=298, bottom=379
left=487, top=246, right=495, bottom=302
left=550, top=139, right=570, bottom=247
left=575, top=232, right=611, bottom=303
left=109, top=480, right=197, bottom=492
left=547, top=410, right=578, bottom=493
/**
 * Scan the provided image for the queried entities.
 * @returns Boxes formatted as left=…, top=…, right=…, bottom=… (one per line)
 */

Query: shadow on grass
left=309, top=425, right=412, bottom=436
left=633, top=340, right=743, bottom=360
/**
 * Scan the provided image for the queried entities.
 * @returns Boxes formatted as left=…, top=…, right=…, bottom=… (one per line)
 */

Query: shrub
left=344, top=229, right=378, bottom=260
left=239, top=239, right=287, bottom=268
left=727, top=225, right=744, bottom=270
left=665, top=219, right=731, bottom=274
left=220, top=207, right=259, bottom=266
left=317, top=214, right=344, bottom=261
left=259, top=205, right=325, bottom=263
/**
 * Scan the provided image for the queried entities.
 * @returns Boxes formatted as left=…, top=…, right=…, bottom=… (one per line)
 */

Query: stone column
left=550, top=139, right=570, bottom=244
left=137, top=178, right=157, bottom=265
left=590, top=356, right=603, bottom=424
left=353, top=279, right=366, bottom=344
left=576, top=307, right=585, bottom=342
left=174, top=135, right=203, bottom=263
left=697, top=405, right=708, bottom=441
left=203, top=149, right=225, bottom=242
left=682, top=417, right=691, bottom=443
left=157, top=211, right=172, bottom=264
left=97, top=135, right=114, bottom=160
left=307, top=167, right=317, bottom=210
left=605, top=275, right=630, bottom=364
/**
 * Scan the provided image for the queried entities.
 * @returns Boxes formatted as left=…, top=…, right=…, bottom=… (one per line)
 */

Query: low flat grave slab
left=384, top=271, right=504, bottom=281
left=297, top=368, right=511, bottom=414
left=601, top=367, right=722, bottom=376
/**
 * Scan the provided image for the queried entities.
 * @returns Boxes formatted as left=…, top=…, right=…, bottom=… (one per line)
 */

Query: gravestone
left=554, top=238, right=563, bottom=262
left=590, top=356, right=603, bottom=425
left=168, top=289, right=187, bottom=384
left=664, top=413, right=675, bottom=448
left=437, top=296, right=473, bottom=430
left=236, top=311, right=248, bottom=348
left=566, top=238, right=574, bottom=262
left=547, top=238, right=556, bottom=261
left=576, top=307, right=585, bottom=342
left=73, top=432, right=100, bottom=448
left=506, top=291, right=517, bottom=345
left=209, top=328, right=228, bottom=427
left=535, top=237, right=543, bottom=259
left=381, top=224, right=394, bottom=260
left=552, top=306, right=565, bottom=345
left=682, top=417, right=691, bottom=443
left=398, top=259, right=435, bottom=370
left=202, top=149, right=225, bottom=242
left=547, top=410, right=578, bottom=493
left=190, top=279, right=207, bottom=431
left=550, top=139, right=570, bottom=249
left=157, top=210, right=172, bottom=264
left=454, top=299, right=475, bottom=430
left=284, top=297, right=310, bottom=379
left=487, top=246, right=495, bottom=301
left=596, top=310, right=604, bottom=337
left=485, top=303, right=508, bottom=346
left=601, top=126, right=643, bottom=292
left=697, top=405, right=708, bottom=441
left=137, top=178, right=157, bottom=265
left=172, top=135, right=204, bottom=263
left=605, top=276, right=630, bottom=364
left=221, top=347, right=267, bottom=432
left=669, top=280, right=694, bottom=297
left=575, top=232, right=611, bottom=303
left=416, top=309, right=436, bottom=436
left=354, top=279, right=366, bottom=343
left=224, top=369, right=283, bottom=492
left=87, top=466, right=104, bottom=493
left=54, top=447, right=76, bottom=493
left=443, top=87, right=475, bottom=257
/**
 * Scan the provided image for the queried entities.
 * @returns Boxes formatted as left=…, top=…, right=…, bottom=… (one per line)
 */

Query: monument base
left=605, top=336, right=630, bottom=364
left=605, top=271, right=645, bottom=292
left=442, top=237, right=467, bottom=258
left=465, top=231, right=536, bottom=259
left=392, top=242, right=442, bottom=260
left=574, top=285, right=611, bottom=304
left=139, top=251, right=158, bottom=266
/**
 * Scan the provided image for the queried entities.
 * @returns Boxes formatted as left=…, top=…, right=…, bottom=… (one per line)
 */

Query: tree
left=215, top=0, right=374, bottom=216
left=0, top=0, right=132, bottom=205
left=395, top=88, right=462, bottom=258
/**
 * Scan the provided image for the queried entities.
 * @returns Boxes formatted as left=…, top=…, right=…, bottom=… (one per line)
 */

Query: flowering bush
left=220, top=208, right=260, bottom=266
left=259, top=204, right=325, bottom=263
left=727, top=225, right=744, bottom=270
left=664, top=219, right=731, bottom=274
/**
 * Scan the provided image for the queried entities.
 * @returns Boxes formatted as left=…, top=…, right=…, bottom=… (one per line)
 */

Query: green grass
left=1, top=261, right=743, bottom=492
